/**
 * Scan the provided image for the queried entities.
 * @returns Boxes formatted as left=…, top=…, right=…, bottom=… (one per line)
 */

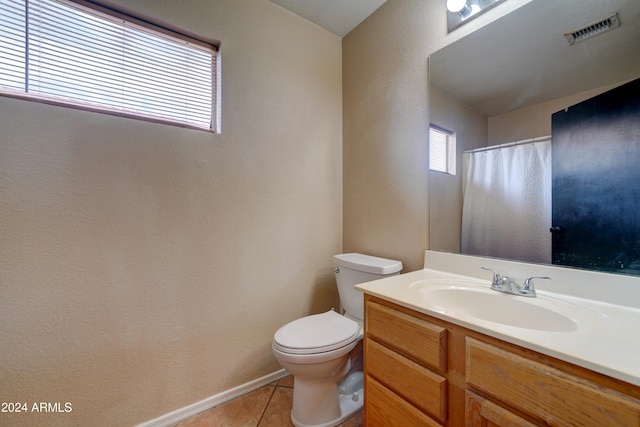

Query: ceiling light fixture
left=447, top=0, right=507, bottom=32
left=469, top=0, right=482, bottom=15
left=447, top=0, right=467, bottom=13
left=448, top=0, right=472, bottom=18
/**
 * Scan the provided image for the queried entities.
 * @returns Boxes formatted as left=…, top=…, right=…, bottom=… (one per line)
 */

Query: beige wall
left=489, top=83, right=626, bottom=144
left=342, top=1, right=431, bottom=271
left=342, top=0, right=534, bottom=271
left=429, top=86, right=488, bottom=254
left=0, top=1, right=342, bottom=425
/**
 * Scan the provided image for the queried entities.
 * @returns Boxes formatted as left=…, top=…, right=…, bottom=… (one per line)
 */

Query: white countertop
left=356, top=251, right=640, bottom=387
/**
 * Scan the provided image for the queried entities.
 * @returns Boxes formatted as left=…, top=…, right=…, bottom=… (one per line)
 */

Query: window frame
left=0, top=0, right=220, bottom=132
left=429, top=124, right=457, bottom=175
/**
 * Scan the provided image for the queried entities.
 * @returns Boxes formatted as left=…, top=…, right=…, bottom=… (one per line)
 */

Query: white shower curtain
left=461, top=138, right=551, bottom=264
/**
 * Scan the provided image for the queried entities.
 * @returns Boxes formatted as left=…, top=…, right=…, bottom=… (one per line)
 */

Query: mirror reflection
left=429, top=0, right=640, bottom=275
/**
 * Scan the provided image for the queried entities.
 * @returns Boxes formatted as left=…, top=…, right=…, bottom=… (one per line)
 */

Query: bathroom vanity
left=356, top=251, right=640, bottom=426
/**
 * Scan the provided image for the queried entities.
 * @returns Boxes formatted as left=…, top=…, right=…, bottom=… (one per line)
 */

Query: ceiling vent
left=564, top=13, right=620, bottom=45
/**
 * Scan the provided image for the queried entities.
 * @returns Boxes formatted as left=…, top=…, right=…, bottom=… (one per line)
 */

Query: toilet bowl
left=273, top=310, right=361, bottom=427
left=272, top=253, right=402, bottom=427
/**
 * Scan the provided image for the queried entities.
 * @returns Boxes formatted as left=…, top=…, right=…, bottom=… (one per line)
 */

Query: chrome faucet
left=481, top=267, right=550, bottom=298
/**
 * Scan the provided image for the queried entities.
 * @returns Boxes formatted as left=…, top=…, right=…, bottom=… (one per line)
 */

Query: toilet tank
left=333, top=253, right=402, bottom=321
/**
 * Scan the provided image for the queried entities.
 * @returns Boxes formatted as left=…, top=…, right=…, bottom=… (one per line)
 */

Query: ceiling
left=430, top=0, right=640, bottom=116
left=268, top=0, right=640, bottom=115
left=269, top=0, right=387, bottom=37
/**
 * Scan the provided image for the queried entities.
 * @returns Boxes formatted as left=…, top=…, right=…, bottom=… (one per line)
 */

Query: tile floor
left=172, top=375, right=363, bottom=427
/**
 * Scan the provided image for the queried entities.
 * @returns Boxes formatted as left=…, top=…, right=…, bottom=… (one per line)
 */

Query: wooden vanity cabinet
left=363, top=295, right=640, bottom=426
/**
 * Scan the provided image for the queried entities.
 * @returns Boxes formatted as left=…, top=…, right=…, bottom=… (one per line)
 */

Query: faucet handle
left=519, top=276, right=551, bottom=297
left=481, top=267, right=503, bottom=289
left=522, top=276, right=551, bottom=291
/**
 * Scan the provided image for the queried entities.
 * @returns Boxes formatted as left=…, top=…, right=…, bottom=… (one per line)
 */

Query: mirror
left=429, top=0, right=640, bottom=274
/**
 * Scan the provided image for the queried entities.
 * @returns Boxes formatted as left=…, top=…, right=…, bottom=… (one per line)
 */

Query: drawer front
left=466, top=390, right=537, bottom=427
left=366, top=375, right=442, bottom=427
left=466, top=338, right=640, bottom=426
left=366, top=338, right=447, bottom=422
left=366, top=300, right=447, bottom=371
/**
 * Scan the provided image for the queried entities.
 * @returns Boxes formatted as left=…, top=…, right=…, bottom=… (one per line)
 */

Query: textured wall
left=342, top=0, right=432, bottom=272
left=489, top=83, right=622, bottom=145
left=429, top=85, right=488, bottom=254
left=0, top=1, right=342, bottom=425
left=342, top=0, right=535, bottom=272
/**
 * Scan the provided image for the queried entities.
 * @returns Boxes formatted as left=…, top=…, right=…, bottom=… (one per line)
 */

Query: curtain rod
left=464, top=135, right=552, bottom=154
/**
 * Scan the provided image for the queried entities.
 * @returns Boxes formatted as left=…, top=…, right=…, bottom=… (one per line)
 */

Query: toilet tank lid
left=333, top=253, right=402, bottom=275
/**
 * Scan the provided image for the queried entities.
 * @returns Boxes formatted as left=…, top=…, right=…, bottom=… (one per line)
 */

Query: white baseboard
left=136, top=369, right=289, bottom=427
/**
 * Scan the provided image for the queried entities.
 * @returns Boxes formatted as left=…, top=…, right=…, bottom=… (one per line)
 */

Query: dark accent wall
left=552, top=77, right=640, bottom=274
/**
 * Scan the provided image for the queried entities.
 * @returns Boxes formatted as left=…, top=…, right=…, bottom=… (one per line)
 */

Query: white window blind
left=0, top=0, right=219, bottom=131
left=429, top=125, right=456, bottom=175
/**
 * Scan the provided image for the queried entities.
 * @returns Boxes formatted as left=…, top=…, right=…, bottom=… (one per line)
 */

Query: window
left=429, top=124, right=456, bottom=175
left=0, top=0, right=219, bottom=132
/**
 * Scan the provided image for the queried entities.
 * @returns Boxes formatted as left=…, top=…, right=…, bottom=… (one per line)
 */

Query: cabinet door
left=366, top=376, right=442, bottom=427
left=466, top=391, right=536, bottom=427
left=466, top=338, right=640, bottom=425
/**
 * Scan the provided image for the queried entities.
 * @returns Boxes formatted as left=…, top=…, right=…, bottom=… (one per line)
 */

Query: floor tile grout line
left=255, top=383, right=278, bottom=427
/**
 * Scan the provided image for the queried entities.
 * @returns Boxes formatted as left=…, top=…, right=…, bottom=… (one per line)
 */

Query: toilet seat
left=273, top=310, right=359, bottom=355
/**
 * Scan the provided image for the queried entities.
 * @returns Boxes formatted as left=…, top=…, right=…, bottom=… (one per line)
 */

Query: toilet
left=272, top=253, right=402, bottom=427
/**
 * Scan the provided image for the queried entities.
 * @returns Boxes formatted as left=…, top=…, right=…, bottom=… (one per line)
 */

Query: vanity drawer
left=366, top=375, right=443, bottom=427
left=366, top=300, right=447, bottom=371
left=366, top=338, right=447, bottom=422
left=466, top=338, right=640, bottom=426
left=466, top=390, right=537, bottom=427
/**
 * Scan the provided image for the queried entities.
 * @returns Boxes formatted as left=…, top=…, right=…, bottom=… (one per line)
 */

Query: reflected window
left=429, top=125, right=456, bottom=175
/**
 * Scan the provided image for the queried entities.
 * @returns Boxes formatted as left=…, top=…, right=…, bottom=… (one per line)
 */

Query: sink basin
left=422, top=286, right=577, bottom=332
left=410, top=279, right=613, bottom=333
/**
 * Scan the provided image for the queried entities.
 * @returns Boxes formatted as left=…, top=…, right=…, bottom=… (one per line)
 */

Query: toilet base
left=290, top=387, right=363, bottom=427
